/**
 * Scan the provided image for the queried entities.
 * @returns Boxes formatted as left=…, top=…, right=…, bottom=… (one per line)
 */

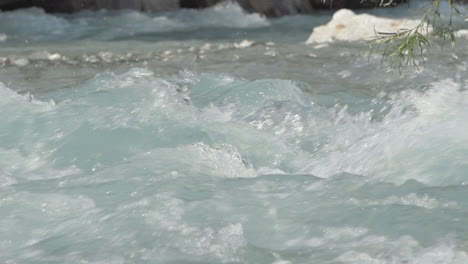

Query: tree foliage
left=371, top=0, right=462, bottom=71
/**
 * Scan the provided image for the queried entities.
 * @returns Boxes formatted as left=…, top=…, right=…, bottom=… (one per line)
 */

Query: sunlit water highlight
left=1, top=2, right=468, bottom=263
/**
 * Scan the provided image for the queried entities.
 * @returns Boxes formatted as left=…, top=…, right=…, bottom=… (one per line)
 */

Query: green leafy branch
left=371, top=0, right=461, bottom=71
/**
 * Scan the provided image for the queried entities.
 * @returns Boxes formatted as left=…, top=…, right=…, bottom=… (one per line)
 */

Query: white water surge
left=0, top=2, right=468, bottom=264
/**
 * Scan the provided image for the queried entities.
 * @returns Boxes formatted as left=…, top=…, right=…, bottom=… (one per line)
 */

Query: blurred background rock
left=0, top=0, right=410, bottom=16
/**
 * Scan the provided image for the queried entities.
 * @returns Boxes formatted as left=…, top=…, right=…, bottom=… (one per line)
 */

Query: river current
left=0, top=2, right=468, bottom=263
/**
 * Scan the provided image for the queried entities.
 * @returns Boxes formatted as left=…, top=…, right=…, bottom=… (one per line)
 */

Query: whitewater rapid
left=1, top=2, right=468, bottom=264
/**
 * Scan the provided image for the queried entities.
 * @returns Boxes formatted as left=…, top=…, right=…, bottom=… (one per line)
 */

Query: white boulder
left=455, top=29, right=468, bottom=38
left=306, top=9, right=425, bottom=44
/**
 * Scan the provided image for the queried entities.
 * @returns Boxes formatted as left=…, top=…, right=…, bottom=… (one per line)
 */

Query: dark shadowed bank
left=0, top=0, right=406, bottom=16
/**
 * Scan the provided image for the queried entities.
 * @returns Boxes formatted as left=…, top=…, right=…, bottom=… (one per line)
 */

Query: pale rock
left=11, top=58, right=29, bottom=66
left=0, top=33, right=7, bottom=42
left=28, top=51, right=61, bottom=61
left=48, top=53, right=62, bottom=60
left=234, top=40, right=254, bottom=48
left=29, top=51, right=52, bottom=60
left=455, top=29, right=468, bottom=38
left=162, top=50, right=173, bottom=56
left=306, top=9, right=426, bottom=44
left=98, top=51, right=113, bottom=62
left=201, top=43, right=212, bottom=50
left=264, top=50, right=277, bottom=56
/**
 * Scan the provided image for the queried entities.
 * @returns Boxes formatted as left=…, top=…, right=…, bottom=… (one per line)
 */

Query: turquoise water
left=1, top=2, right=468, bottom=263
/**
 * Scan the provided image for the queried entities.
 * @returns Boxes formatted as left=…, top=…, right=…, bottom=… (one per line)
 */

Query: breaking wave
left=0, top=3, right=269, bottom=42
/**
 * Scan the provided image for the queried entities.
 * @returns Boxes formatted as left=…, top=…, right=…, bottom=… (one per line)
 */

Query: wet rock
left=236, top=0, right=314, bottom=17
left=0, top=0, right=406, bottom=16
left=234, top=39, right=254, bottom=48
left=310, top=0, right=403, bottom=10
left=306, top=9, right=424, bottom=44
left=179, top=0, right=221, bottom=9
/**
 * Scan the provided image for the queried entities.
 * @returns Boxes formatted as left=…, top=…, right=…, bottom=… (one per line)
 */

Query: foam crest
left=296, top=79, right=468, bottom=185
left=0, top=2, right=269, bottom=42
left=0, top=8, right=72, bottom=41
left=336, top=239, right=468, bottom=264
left=2, top=69, right=467, bottom=186
left=122, top=142, right=257, bottom=179
left=0, top=82, right=55, bottom=109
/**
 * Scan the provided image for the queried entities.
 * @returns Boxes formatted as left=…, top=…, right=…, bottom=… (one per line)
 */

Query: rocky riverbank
left=0, top=0, right=404, bottom=16
left=306, top=8, right=468, bottom=44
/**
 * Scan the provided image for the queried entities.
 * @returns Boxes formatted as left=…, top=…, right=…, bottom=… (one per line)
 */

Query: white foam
left=135, top=194, right=246, bottom=261
left=138, top=142, right=257, bottom=178
left=0, top=33, right=7, bottom=42
left=298, top=79, right=468, bottom=185
left=0, top=8, right=71, bottom=41
left=346, top=193, right=458, bottom=209
left=0, top=2, right=268, bottom=42
left=336, top=239, right=468, bottom=264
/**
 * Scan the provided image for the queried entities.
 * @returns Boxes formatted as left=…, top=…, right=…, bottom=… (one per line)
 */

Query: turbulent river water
left=1, top=2, right=468, bottom=263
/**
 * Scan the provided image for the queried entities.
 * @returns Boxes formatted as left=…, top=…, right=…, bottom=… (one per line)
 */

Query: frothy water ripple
left=1, top=2, right=468, bottom=263
left=1, top=66, right=468, bottom=262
